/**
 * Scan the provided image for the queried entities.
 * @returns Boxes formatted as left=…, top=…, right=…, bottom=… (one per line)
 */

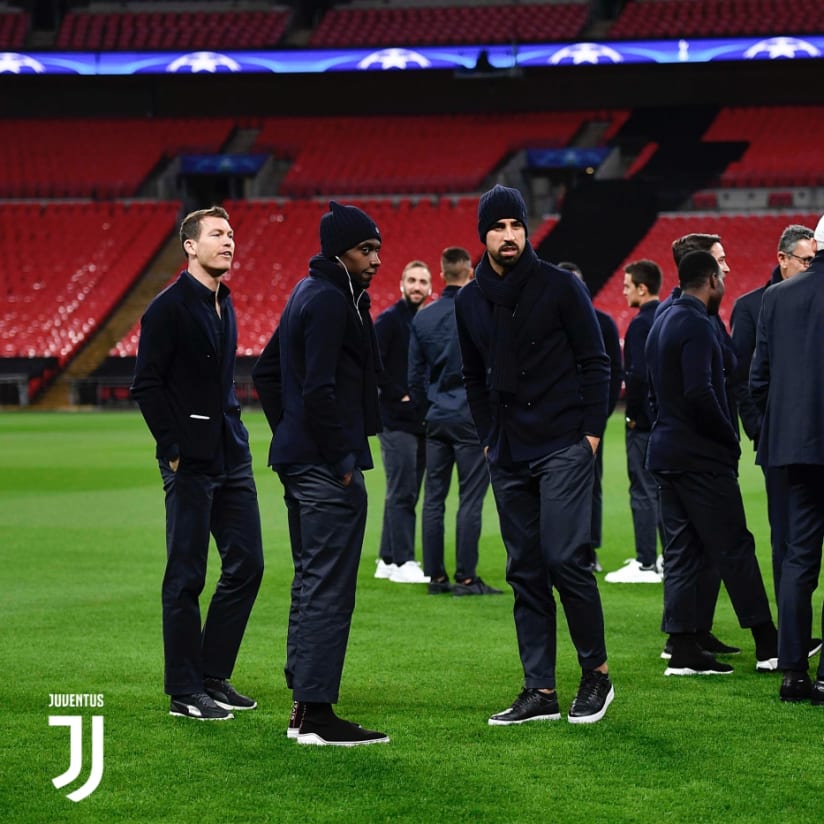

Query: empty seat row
left=609, top=0, right=824, bottom=39
left=55, top=9, right=291, bottom=50
left=0, top=118, right=235, bottom=198
left=1, top=201, right=180, bottom=364
left=309, top=3, right=589, bottom=47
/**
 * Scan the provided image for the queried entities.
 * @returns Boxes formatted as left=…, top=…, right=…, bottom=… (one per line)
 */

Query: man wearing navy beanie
left=253, top=201, right=389, bottom=746
left=455, top=184, right=615, bottom=725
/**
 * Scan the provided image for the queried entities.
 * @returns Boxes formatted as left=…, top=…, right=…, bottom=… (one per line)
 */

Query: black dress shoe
left=780, top=671, right=812, bottom=702
left=811, top=680, right=824, bottom=706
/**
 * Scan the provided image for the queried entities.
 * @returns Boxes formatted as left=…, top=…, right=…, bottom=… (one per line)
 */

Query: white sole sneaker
left=296, top=732, right=390, bottom=747
left=568, top=685, right=614, bottom=725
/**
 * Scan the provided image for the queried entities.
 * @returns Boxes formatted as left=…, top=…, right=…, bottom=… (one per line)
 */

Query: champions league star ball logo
left=744, top=37, right=820, bottom=60
left=0, top=52, right=45, bottom=73
left=357, top=48, right=431, bottom=70
left=166, top=51, right=242, bottom=73
left=549, top=43, right=624, bottom=66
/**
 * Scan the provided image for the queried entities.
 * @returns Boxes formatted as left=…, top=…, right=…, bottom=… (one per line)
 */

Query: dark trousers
left=421, top=419, right=489, bottom=581
left=626, top=429, right=660, bottom=567
left=489, top=439, right=607, bottom=690
left=591, top=437, right=605, bottom=550
left=280, top=465, right=367, bottom=703
left=764, top=465, right=790, bottom=605
left=778, top=464, right=824, bottom=674
left=377, top=429, right=425, bottom=565
left=655, top=471, right=772, bottom=634
left=160, top=459, right=264, bottom=696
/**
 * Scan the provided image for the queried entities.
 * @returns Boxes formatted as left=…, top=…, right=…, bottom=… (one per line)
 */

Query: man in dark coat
left=732, top=224, right=815, bottom=608
left=605, top=259, right=663, bottom=584
left=646, top=249, right=777, bottom=677
left=253, top=201, right=389, bottom=746
left=751, top=218, right=824, bottom=704
left=132, top=206, right=264, bottom=721
left=408, top=246, right=499, bottom=596
left=373, top=260, right=430, bottom=583
left=456, top=185, right=614, bottom=726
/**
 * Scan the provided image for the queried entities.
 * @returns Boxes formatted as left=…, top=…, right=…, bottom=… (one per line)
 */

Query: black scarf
left=474, top=242, right=538, bottom=395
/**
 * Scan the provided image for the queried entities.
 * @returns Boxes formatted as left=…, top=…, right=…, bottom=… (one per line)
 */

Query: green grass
left=2, top=410, right=823, bottom=823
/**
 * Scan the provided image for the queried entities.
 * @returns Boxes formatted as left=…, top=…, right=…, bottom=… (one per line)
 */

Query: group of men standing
left=129, top=187, right=824, bottom=749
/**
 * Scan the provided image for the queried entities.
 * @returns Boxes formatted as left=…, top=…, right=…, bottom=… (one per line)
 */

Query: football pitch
left=1, top=409, right=822, bottom=823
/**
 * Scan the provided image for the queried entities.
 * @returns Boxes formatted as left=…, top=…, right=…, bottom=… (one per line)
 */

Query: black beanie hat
left=477, top=185, right=529, bottom=242
left=320, top=201, right=381, bottom=258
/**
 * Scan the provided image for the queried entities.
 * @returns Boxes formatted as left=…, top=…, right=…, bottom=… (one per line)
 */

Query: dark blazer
left=408, top=284, right=472, bottom=424
left=657, top=286, right=741, bottom=440
left=646, top=294, right=740, bottom=473
left=252, top=254, right=378, bottom=476
left=730, top=265, right=782, bottom=443
left=597, top=308, right=623, bottom=417
left=751, top=252, right=824, bottom=468
left=623, top=298, right=658, bottom=431
left=131, top=271, right=249, bottom=471
left=456, top=258, right=609, bottom=464
left=374, top=298, right=425, bottom=434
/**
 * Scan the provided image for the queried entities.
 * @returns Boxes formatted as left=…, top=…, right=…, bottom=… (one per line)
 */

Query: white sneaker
left=389, top=560, right=430, bottom=584
left=374, top=559, right=398, bottom=580
left=655, top=554, right=664, bottom=576
left=604, top=558, right=662, bottom=584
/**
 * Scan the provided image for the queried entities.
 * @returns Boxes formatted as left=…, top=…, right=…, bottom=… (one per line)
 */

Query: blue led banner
left=0, top=36, right=821, bottom=76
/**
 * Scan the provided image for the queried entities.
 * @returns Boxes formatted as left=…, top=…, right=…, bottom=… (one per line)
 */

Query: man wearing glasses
left=731, top=224, right=817, bottom=618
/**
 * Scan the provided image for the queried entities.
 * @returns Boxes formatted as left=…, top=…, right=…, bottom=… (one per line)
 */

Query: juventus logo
left=49, top=715, right=104, bottom=802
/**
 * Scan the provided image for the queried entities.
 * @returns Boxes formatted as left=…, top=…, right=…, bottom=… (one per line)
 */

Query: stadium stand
left=0, top=118, right=236, bottom=199
left=54, top=7, right=292, bottom=50
left=256, top=111, right=629, bottom=197
left=1, top=201, right=179, bottom=374
left=701, top=106, right=824, bottom=188
left=609, top=0, right=824, bottom=39
left=593, top=211, right=822, bottom=338
left=308, top=2, right=590, bottom=47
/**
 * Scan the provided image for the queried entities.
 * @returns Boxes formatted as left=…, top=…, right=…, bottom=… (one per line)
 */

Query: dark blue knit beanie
left=320, top=201, right=381, bottom=258
left=477, top=185, right=529, bottom=242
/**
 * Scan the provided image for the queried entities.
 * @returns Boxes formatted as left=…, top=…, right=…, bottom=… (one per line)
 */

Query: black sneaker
left=665, top=648, right=733, bottom=676
left=568, top=670, right=614, bottom=724
left=287, top=701, right=304, bottom=739
left=169, top=692, right=233, bottom=721
left=488, top=688, right=561, bottom=725
left=453, top=578, right=503, bottom=596
left=780, top=671, right=812, bottom=702
left=811, top=680, right=824, bottom=706
left=296, top=709, right=389, bottom=747
left=203, top=677, right=257, bottom=710
left=809, top=638, right=823, bottom=658
left=428, top=577, right=452, bottom=595
left=697, top=631, right=741, bottom=656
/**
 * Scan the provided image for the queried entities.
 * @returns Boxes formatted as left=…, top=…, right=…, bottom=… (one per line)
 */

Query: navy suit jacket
left=730, top=265, right=782, bottom=443
left=646, top=294, right=740, bottom=473
left=374, top=298, right=425, bottom=434
left=408, top=284, right=472, bottom=424
left=623, top=299, right=658, bottom=431
left=751, top=252, right=824, bottom=467
left=131, top=271, right=250, bottom=472
left=596, top=308, right=623, bottom=417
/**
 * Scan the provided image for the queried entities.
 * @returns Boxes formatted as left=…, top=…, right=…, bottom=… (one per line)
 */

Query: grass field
left=2, top=409, right=823, bottom=823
